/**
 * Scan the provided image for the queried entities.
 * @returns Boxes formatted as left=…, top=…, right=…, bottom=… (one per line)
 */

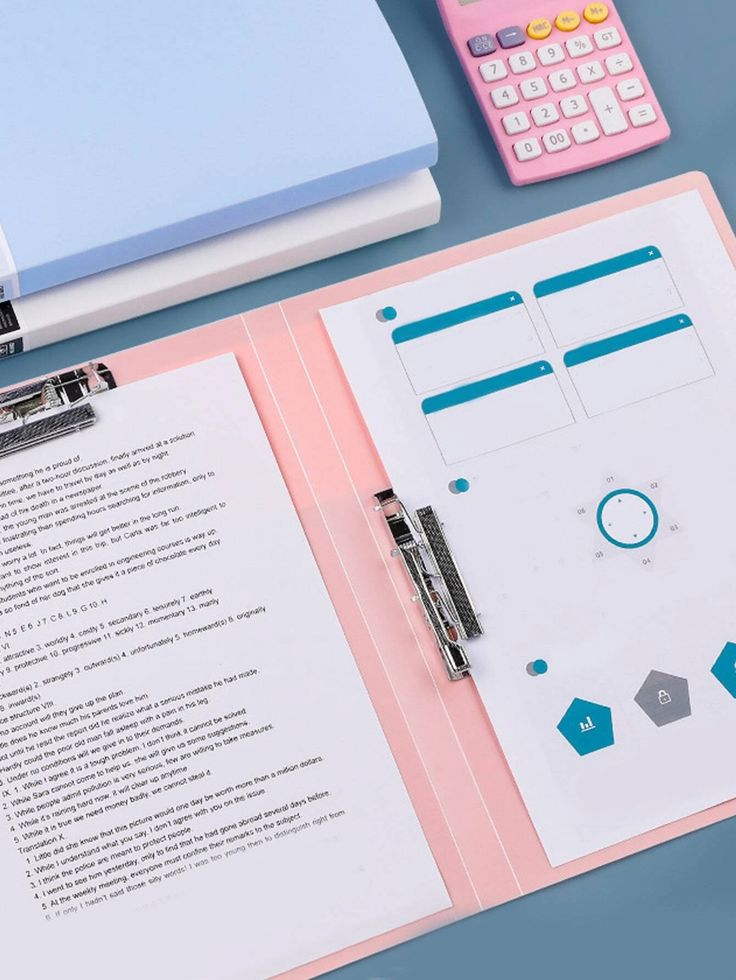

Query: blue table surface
left=4, top=1, right=735, bottom=977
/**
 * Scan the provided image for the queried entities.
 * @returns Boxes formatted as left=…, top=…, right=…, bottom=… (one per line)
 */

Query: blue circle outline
left=596, top=488, right=659, bottom=550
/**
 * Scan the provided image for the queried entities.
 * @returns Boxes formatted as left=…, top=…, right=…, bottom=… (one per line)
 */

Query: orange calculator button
left=527, top=18, right=553, bottom=40
left=555, top=10, right=581, bottom=31
left=584, top=3, right=609, bottom=23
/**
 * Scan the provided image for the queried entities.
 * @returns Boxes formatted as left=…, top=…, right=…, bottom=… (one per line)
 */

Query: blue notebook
left=0, top=0, right=437, bottom=301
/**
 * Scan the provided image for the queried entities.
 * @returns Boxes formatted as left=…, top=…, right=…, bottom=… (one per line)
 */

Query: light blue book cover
left=0, top=0, right=437, bottom=300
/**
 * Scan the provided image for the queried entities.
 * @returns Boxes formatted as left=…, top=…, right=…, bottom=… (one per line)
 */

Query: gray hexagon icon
left=634, top=670, right=691, bottom=727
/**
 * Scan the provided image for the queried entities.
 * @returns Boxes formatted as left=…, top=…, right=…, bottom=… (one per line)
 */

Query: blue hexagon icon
left=557, top=698, right=614, bottom=756
left=711, top=642, right=736, bottom=697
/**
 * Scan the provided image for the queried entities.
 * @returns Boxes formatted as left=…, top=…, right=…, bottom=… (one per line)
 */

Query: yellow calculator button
left=584, top=3, right=609, bottom=23
left=555, top=10, right=581, bottom=31
left=527, top=18, right=553, bottom=40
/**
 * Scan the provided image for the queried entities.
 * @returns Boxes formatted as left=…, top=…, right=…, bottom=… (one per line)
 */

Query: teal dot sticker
left=526, top=659, right=548, bottom=677
left=449, top=478, right=470, bottom=494
left=376, top=306, right=397, bottom=323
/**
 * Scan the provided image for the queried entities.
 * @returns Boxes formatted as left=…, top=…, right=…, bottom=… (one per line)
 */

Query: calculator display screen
left=458, top=0, right=481, bottom=5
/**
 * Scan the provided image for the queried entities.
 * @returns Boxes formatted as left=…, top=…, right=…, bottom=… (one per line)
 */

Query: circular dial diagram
left=596, top=488, right=659, bottom=549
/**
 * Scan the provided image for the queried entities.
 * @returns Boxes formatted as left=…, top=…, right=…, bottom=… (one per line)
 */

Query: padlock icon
left=658, top=689, right=672, bottom=705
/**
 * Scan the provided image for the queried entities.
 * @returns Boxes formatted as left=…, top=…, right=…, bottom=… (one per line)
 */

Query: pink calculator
left=436, top=0, right=670, bottom=185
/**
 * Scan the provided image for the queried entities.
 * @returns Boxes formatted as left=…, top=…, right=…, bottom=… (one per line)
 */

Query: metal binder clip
left=375, top=488, right=482, bottom=680
left=0, top=362, right=116, bottom=459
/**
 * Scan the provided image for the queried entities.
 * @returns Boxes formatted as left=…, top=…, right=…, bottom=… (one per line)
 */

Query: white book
left=0, top=170, right=440, bottom=358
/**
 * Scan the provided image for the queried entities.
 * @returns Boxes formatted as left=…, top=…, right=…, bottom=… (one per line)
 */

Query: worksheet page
left=0, top=356, right=449, bottom=978
left=322, top=190, right=736, bottom=866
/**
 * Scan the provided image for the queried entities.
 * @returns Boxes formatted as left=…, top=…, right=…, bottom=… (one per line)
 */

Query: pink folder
left=12, top=173, right=736, bottom=978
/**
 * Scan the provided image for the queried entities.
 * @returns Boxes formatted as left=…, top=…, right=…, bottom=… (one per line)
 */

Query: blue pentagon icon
left=557, top=697, right=614, bottom=756
left=712, top=642, right=736, bottom=698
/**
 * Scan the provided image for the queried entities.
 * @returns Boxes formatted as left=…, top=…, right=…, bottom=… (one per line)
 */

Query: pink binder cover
left=58, top=173, right=736, bottom=978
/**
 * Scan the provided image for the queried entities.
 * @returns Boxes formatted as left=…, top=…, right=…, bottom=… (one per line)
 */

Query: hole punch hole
left=376, top=306, right=397, bottom=323
left=448, top=478, right=471, bottom=495
left=526, top=659, right=548, bottom=677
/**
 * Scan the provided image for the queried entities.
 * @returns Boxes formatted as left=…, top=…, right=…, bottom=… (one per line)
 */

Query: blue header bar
left=534, top=246, right=662, bottom=299
left=392, top=291, right=522, bottom=345
left=422, top=361, right=553, bottom=415
left=563, top=315, right=693, bottom=368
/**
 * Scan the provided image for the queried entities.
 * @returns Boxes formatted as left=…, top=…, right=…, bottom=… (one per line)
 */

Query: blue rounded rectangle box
left=421, top=361, right=573, bottom=462
left=563, top=314, right=714, bottom=417
left=534, top=246, right=682, bottom=349
left=391, top=291, right=541, bottom=395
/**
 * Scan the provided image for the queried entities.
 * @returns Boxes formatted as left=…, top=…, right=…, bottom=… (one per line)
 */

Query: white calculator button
left=514, top=137, right=543, bottom=161
left=549, top=69, right=576, bottom=92
left=589, top=86, right=629, bottom=135
left=617, top=78, right=645, bottom=101
left=594, top=26, right=622, bottom=49
left=565, top=35, right=594, bottom=58
left=509, top=51, right=537, bottom=74
left=491, top=84, right=519, bottom=108
left=537, top=43, right=565, bottom=66
left=606, top=52, right=633, bottom=75
left=502, top=110, right=531, bottom=135
left=520, top=76, right=548, bottom=100
left=629, top=103, right=657, bottom=127
left=480, top=59, right=508, bottom=83
left=560, top=94, right=588, bottom=118
left=542, top=128, right=572, bottom=153
left=577, top=60, right=605, bottom=83
left=572, top=120, right=601, bottom=144
left=531, top=102, right=560, bottom=126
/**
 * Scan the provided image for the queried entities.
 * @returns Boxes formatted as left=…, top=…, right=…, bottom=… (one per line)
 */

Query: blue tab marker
left=422, top=361, right=553, bottom=415
left=563, top=315, right=693, bottom=369
left=534, top=246, right=662, bottom=299
left=392, top=291, right=522, bottom=345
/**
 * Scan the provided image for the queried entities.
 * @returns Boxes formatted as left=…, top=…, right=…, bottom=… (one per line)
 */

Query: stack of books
left=0, top=0, right=439, bottom=357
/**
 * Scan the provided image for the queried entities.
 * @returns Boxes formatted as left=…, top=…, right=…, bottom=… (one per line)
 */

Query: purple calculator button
left=496, top=26, right=525, bottom=49
left=467, top=34, right=496, bottom=57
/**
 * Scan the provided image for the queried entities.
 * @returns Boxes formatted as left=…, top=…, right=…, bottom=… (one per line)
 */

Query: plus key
left=589, top=86, right=628, bottom=134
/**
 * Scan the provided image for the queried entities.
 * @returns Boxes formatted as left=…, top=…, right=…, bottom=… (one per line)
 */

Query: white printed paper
left=0, top=356, right=449, bottom=978
left=322, top=190, right=736, bottom=866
